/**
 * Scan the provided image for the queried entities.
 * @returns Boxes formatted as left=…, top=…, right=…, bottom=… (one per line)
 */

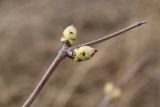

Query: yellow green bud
left=73, top=46, right=97, bottom=62
left=61, top=25, right=77, bottom=46
left=104, top=82, right=122, bottom=100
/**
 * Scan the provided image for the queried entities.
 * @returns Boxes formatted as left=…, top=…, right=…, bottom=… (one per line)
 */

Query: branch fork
left=22, top=21, right=146, bottom=107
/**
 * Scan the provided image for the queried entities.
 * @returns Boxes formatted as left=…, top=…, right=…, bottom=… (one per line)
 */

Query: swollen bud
left=61, top=25, right=77, bottom=47
left=72, top=46, right=97, bottom=62
left=104, top=82, right=122, bottom=100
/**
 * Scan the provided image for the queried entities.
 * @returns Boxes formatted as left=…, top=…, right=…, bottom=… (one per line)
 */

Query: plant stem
left=71, top=21, right=146, bottom=49
left=98, top=96, right=112, bottom=107
left=97, top=54, right=150, bottom=107
left=22, top=47, right=67, bottom=107
left=22, top=21, right=147, bottom=107
left=118, top=54, right=150, bottom=89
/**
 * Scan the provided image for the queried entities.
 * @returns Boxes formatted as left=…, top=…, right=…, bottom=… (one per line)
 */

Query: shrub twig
left=22, top=21, right=146, bottom=107
left=98, top=54, right=150, bottom=107
left=22, top=47, right=67, bottom=107
left=71, top=21, right=146, bottom=49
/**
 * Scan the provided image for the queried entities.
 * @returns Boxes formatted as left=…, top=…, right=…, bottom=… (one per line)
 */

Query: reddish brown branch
left=22, top=21, right=146, bottom=107
left=71, top=21, right=146, bottom=49
left=22, top=47, right=67, bottom=107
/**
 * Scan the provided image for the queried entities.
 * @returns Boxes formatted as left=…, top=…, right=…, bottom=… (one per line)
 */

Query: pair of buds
left=104, top=82, right=122, bottom=100
left=61, top=25, right=97, bottom=62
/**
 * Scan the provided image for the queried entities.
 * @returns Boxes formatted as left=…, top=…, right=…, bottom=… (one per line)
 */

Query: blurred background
left=0, top=0, right=160, bottom=107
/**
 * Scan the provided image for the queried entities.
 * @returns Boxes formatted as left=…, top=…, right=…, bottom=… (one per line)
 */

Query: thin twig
left=22, top=47, right=67, bottom=107
left=118, top=54, right=150, bottom=89
left=98, top=54, right=150, bottom=107
left=71, top=21, right=146, bottom=49
left=51, top=21, right=147, bottom=107
left=22, top=21, right=146, bottom=107
left=98, top=96, right=112, bottom=107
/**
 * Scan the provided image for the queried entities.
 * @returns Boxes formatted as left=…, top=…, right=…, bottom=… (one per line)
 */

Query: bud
left=104, top=82, right=122, bottom=100
left=61, top=25, right=77, bottom=47
left=73, top=46, right=97, bottom=62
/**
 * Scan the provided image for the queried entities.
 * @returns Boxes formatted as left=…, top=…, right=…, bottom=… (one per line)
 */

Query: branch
left=118, top=54, right=150, bottom=89
left=71, top=21, right=146, bottom=49
left=98, top=54, right=150, bottom=107
left=98, top=96, right=112, bottom=107
left=22, top=21, right=147, bottom=107
left=22, top=47, right=67, bottom=107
